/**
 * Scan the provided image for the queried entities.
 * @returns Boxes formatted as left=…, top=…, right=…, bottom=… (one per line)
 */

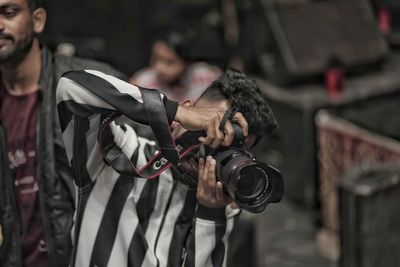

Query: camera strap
left=218, top=106, right=238, bottom=131
left=99, top=113, right=204, bottom=179
left=140, top=87, right=180, bottom=165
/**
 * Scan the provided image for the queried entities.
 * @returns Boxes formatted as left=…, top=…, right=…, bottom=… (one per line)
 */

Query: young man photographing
left=56, top=68, right=278, bottom=267
left=0, top=1, right=124, bottom=266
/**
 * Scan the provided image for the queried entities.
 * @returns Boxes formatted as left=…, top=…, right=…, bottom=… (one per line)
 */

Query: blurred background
left=41, top=0, right=400, bottom=266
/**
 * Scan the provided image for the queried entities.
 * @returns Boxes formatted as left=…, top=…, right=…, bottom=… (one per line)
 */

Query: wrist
left=195, top=203, right=226, bottom=222
left=163, top=98, right=179, bottom=124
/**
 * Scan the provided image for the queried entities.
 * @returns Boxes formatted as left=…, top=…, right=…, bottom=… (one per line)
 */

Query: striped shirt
left=56, top=70, right=240, bottom=267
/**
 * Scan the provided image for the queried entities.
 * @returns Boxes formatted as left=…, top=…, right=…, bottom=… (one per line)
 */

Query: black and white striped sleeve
left=184, top=204, right=240, bottom=267
left=56, top=70, right=178, bottom=187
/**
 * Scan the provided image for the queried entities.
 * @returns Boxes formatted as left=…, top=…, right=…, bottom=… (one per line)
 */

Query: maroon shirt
left=0, top=85, right=49, bottom=267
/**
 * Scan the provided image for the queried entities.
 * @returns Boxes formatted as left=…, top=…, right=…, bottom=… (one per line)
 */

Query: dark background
left=39, top=1, right=400, bottom=266
left=41, top=0, right=229, bottom=75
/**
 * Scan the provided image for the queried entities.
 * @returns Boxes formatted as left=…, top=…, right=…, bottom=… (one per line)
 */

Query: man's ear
left=181, top=99, right=193, bottom=107
left=32, top=8, right=47, bottom=34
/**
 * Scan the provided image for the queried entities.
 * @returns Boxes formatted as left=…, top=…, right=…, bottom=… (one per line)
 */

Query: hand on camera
left=174, top=105, right=248, bottom=149
left=196, top=155, right=234, bottom=208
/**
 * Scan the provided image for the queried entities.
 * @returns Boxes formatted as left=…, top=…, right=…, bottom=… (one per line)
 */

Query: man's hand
left=174, top=105, right=248, bottom=148
left=196, top=156, right=233, bottom=209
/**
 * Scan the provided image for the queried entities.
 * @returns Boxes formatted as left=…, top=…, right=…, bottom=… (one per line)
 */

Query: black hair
left=201, top=68, right=278, bottom=138
left=27, top=0, right=42, bottom=12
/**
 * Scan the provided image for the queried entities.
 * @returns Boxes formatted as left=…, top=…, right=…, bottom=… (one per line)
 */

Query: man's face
left=0, top=0, right=35, bottom=63
left=151, top=41, right=186, bottom=85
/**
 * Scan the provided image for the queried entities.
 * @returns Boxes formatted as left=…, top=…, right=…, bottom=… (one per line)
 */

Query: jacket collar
left=38, top=45, right=54, bottom=95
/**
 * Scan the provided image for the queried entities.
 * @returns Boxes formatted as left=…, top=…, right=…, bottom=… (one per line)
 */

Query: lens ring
left=233, top=163, right=275, bottom=213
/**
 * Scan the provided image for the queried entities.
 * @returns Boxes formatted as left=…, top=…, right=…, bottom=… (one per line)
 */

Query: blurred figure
left=0, top=1, right=124, bottom=267
left=130, top=28, right=222, bottom=103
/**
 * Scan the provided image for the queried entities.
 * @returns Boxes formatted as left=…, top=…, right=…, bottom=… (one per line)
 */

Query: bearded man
left=0, top=1, right=124, bottom=266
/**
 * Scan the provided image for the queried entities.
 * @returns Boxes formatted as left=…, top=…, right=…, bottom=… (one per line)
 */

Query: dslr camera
left=173, top=123, right=284, bottom=214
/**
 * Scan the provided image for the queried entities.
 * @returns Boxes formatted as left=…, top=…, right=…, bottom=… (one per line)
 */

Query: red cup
left=324, top=68, right=344, bottom=98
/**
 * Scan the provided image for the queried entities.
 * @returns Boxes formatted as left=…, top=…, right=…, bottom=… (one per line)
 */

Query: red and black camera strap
left=98, top=112, right=203, bottom=179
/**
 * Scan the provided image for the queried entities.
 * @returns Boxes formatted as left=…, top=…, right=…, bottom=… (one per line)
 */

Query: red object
left=325, top=68, right=345, bottom=98
left=378, top=6, right=391, bottom=35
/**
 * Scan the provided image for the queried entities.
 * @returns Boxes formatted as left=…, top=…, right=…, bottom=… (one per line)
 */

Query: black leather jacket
left=0, top=46, right=126, bottom=267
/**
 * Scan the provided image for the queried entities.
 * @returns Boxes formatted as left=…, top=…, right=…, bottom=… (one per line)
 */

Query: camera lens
left=212, top=147, right=283, bottom=213
left=217, top=151, right=283, bottom=213
left=236, top=166, right=267, bottom=202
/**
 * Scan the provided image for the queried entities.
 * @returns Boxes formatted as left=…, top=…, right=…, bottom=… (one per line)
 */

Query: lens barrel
left=215, top=149, right=284, bottom=213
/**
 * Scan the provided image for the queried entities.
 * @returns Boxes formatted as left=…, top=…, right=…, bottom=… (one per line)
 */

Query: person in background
left=0, top=0, right=125, bottom=266
left=130, top=28, right=222, bottom=103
